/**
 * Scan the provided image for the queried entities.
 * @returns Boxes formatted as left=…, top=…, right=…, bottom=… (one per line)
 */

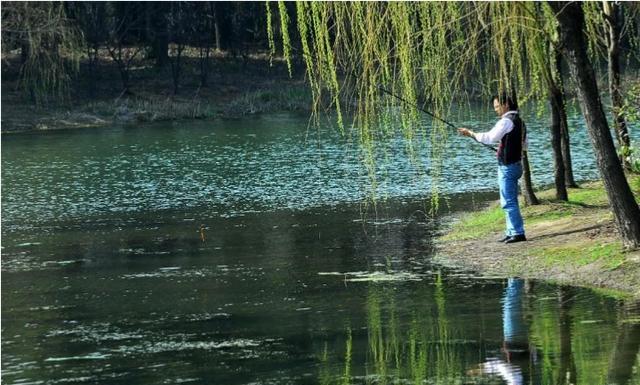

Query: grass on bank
left=529, top=242, right=627, bottom=270
left=443, top=175, right=640, bottom=268
left=443, top=181, right=614, bottom=241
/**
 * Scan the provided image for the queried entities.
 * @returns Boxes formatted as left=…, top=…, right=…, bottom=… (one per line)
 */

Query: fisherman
left=457, top=93, right=527, bottom=244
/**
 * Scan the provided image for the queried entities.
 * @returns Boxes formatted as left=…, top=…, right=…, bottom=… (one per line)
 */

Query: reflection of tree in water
left=315, top=278, right=640, bottom=385
left=528, top=284, right=640, bottom=385
left=606, top=300, right=640, bottom=385
left=556, top=287, right=577, bottom=385
left=317, top=273, right=480, bottom=384
left=366, top=274, right=468, bottom=384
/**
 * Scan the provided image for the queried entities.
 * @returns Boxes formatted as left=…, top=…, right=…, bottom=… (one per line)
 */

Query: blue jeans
left=498, top=162, right=525, bottom=236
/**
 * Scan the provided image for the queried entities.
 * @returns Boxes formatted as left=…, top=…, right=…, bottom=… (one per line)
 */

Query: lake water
left=2, top=111, right=639, bottom=384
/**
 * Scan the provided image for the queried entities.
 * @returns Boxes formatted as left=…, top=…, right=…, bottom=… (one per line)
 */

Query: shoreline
left=1, top=52, right=313, bottom=134
left=434, top=177, right=640, bottom=298
left=0, top=84, right=313, bottom=134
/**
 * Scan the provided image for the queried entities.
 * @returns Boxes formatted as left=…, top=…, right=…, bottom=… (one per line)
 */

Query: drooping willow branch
left=267, top=1, right=577, bottom=210
left=2, top=2, right=82, bottom=105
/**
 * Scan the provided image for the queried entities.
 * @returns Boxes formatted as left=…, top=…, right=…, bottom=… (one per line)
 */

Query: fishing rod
left=377, top=86, right=497, bottom=153
left=279, top=42, right=496, bottom=152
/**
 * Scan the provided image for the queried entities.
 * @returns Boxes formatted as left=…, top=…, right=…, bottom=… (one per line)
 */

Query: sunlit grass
left=442, top=205, right=503, bottom=241
left=529, top=242, right=627, bottom=270
left=443, top=175, right=639, bottom=242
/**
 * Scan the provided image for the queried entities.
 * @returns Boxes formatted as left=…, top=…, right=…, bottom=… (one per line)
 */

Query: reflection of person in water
left=473, top=278, right=533, bottom=385
left=502, top=278, right=528, bottom=357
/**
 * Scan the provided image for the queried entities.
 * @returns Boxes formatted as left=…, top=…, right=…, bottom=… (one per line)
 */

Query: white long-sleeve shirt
left=473, top=111, right=518, bottom=145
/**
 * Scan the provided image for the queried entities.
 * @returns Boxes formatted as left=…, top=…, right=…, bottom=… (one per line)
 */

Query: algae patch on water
left=318, top=270, right=428, bottom=282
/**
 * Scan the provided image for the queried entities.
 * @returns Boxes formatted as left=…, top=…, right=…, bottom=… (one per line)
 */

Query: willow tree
left=269, top=2, right=534, bottom=210
left=267, top=3, right=439, bottom=208
left=475, top=3, right=579, bottom=198
left=525, top=4, right=569, bottom=201
left=471, top=2, right=542, bottom=206
left=271, top=2, right=570, bottom=206
left=1, top=2, right=81, bottom=105
left=270, top=2, right=640, bottom=248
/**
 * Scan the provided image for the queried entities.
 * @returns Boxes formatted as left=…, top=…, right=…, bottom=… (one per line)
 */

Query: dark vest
left=497, top=112, right=525, bottom=165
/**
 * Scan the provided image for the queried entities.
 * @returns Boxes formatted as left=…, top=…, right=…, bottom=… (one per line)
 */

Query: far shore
left=3, top=48, right=593, bottom=135
left=1, top=51, right=313, bottom=134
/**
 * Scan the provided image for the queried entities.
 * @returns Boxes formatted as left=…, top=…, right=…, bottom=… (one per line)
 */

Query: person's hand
left=457, top=127, right=475, bottom=138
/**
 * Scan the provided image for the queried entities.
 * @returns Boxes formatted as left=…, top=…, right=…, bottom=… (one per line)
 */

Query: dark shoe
left=504, top=234, right=527, bottom=244
left=498, top=235, right=511, bottom=243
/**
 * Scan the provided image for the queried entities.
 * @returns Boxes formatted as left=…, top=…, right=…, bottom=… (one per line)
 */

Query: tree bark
left=603, top=1, right=631, bottom=171
left=550, top=82, right=568, bottom=201
left=552, top=50, right=578, bottom=188
left=549, top=1, right=640, bottom=249
left=87, top=45, right=98, bottom=98
left=149, top=3, right=169, bottom=68
left=198, top=2, right=216, bottom=88
left=20, top=39, right=29, bottom=64
left=511, top=90, right=539, bottom=206
left=171, top=46, right=183, bottom=95
left=168, top=2, right=184, bottom=95
left=199, top=46, right=211, bottom=88
left=119, top=59, right=130, bottom=94
left=212, top=3, right=221, bottom=52
left=521, top=151, right=539, bottom=206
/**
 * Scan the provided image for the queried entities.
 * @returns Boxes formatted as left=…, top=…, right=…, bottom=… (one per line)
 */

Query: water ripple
left=2, top=111, right=625, bottom=233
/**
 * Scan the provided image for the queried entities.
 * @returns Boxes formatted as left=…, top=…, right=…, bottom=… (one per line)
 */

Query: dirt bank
left=434, top=177, right=640, bottom=297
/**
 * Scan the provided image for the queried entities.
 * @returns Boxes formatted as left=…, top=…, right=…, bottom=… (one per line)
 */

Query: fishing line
left=377, top=86, right=497, bottom=153
left=280, top=42, right=497, bottom=153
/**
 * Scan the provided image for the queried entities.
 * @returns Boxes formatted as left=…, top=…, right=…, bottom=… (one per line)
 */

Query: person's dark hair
left=493, top=92, right=518, bottom=110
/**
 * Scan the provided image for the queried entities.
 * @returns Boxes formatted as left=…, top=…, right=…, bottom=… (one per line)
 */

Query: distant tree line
left=1, top=1, right=281, bottom=101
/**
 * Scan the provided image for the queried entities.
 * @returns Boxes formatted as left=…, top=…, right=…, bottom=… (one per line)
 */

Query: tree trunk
left=151, top=3, right=169, bottom=68
left=560, top=107, right=577, bottom=188
left=521, top=150, right=539, bottom=206
left=156, top=30, right=169, bottom=68
left=171, top=48, right=182, bottom=95
left=553, top=50, right=578, bottom=188
left=198, top=2, right=216, bottom=88
left=511, top=89, right=539, bottom=206
left=86, top=45, right=98, bottom=98
left=120, top=64, right=130, bottom=94
left=20, top=39, right=30, bottom=64
left=212, top=3, right=222, bottom=52
left=603, top=1, right=631, bottom=171
left=108, top=46, right=131, bottom=95
left=549, top=1, right=640, bottom=249
left=550, top=82, right=568, bottom=201
left=200, top=46, right=211, bottom=88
